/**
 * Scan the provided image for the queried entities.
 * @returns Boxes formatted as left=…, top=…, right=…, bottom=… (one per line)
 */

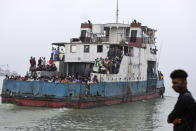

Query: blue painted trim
left=2, top=79, right=163, bottom=100
left=89, top=81, right=147, bottom=97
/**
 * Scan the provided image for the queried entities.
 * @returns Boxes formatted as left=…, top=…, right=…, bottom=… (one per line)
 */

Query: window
left=130, top=30, right=137, bottom=42
left=126, top=28, right=130, bottom=40
left=84, top=45, right=90, bottom=53
left=70, top=45, right=76, bottom=53
left=80, top=30, right=86, bottom=42
left=97, top=45, right=103, bottom=53
left=81, top=30, right=86, bottom=37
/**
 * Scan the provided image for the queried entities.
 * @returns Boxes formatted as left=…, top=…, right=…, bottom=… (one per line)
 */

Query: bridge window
left=70, top=45, right=77, bottom=53
left=80, top=30, right=86, bottom=42
left=126, top=28, right=130, bottom=40
left=130, top=30, right=137, bottom=42
left=97, top=45, right=103, bottom=53
left=84, top=45, right=90, bottom=53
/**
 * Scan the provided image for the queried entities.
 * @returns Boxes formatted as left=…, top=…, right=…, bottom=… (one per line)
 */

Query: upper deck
left=51, top=20, right=157, bottom=63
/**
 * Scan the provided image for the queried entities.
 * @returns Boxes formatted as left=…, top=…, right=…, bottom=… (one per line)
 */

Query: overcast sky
left=0, top=0, right=196, bottom=96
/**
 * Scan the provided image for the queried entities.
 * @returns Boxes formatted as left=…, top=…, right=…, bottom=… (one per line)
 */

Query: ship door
left=80, top=30, right=86, bottom=42
left=147, top=61, right=157, bottom=93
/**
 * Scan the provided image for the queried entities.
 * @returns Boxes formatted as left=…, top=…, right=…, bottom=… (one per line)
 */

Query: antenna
left=116, top=0, right=119, bottom=23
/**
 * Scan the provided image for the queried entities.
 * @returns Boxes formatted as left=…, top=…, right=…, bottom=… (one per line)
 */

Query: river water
left=0, top=77, right=176, bottom=131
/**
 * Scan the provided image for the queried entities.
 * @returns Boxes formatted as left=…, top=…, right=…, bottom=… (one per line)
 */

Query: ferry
left=1, top=2, right=165, bottom=108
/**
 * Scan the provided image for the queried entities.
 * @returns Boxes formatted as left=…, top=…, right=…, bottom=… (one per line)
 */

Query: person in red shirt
left=49, top=57, right=53, bottom=65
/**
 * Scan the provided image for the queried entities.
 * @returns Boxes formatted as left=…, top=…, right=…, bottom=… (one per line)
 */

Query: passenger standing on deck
left=56, top=47, right=60, bottom=61
left=168, top=69, right=196, bottom=131
left=51, top=47, right=54, bottom=60
left=42, top=57, right=46, bottom=66
left=32, top=57, right=36, bottom=70
left=59, top=48, right=64, bottom=61
left=53, top=48, right=56, bottom=60
left=42, top=57, right=46, bottom=70
left=49, top=57, right=53, bottom=65
left=38, top=57, right=42, bottom=67
left=29, top=56, right=33, bottom=71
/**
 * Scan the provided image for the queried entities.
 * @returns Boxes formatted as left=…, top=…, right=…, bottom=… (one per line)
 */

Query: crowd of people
left=29, top=57, right=57, bottom=72
left=93, top=47, right=123, bottom=74
left=51, top=47, right=64, bottom=61
left=5, top=74, right=98, bottom=84
left=93, top=57, right=121, bottom=74
left=5, top=74, right=98, bottom=96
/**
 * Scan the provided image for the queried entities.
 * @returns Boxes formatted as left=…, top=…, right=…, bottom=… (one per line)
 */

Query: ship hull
left=2, top=93, right=161, bottom=109
left=1, top=79, right=164, bottom=109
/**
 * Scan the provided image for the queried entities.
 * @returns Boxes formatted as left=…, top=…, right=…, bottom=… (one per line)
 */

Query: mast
left=116, top=0, right=119, bottom=24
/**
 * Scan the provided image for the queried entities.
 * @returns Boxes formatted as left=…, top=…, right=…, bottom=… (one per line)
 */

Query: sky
left=0, top=0, right=196, bottom=96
